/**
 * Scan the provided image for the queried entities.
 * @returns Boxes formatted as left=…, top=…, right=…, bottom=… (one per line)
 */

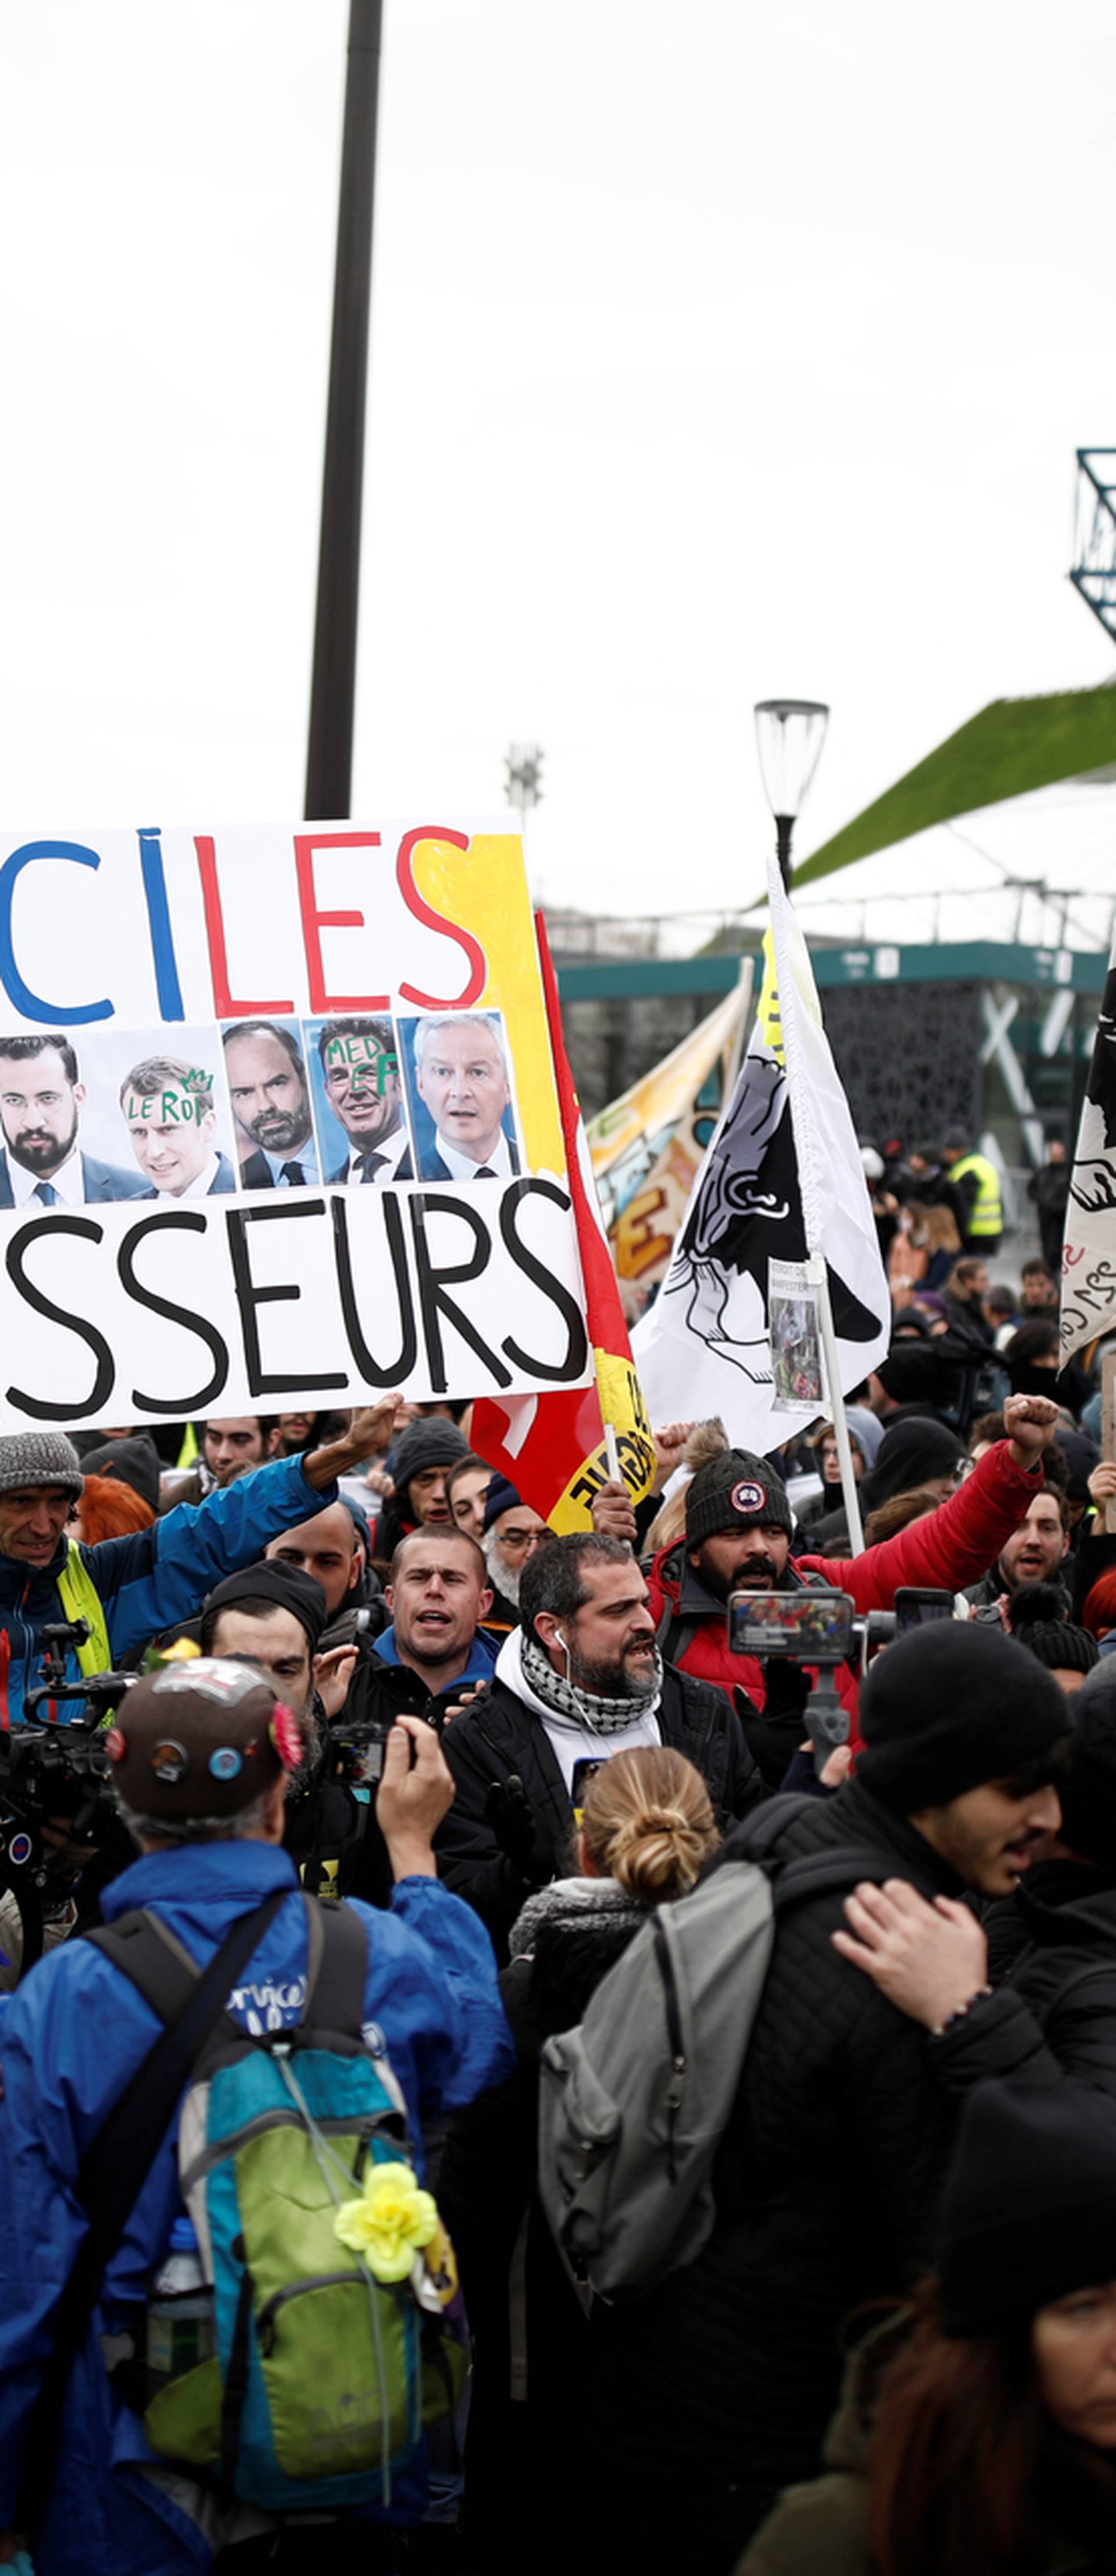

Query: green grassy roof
left=795, top=684, right=1116, bottom=888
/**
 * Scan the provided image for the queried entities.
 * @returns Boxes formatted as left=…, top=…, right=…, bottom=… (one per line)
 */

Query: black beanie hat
left=391, top=1418, right=470, bottom=1501
left=939, top=2080, right=1116, bottom=2336
left=685, top=1448, right=793, bottom=1547
left=482, top=1474, right=521, bottom=1532
left=858, top=1416, right=965, bottom=1517
left=1054, top=1660, right=1116, bottom=1865
left=79, top=1433, right=162, bottom=1514
left=203, top=1560, right=328, bottom=1653
left=856, top=1620, right=1069, bottom=1812
left=1006, top=1580, right=1099, bottom=1680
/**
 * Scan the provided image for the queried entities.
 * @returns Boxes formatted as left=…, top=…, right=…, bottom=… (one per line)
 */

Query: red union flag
left=471, top=917, right=656, bottom=1532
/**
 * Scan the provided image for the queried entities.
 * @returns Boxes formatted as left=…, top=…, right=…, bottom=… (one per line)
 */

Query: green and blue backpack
left=91, top=1893, right=467, bottom=2511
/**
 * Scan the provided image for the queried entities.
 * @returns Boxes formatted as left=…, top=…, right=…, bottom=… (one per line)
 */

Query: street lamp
left=754, top=699, right=830, bottom=887
left=505, top=742, right=545, bottom=833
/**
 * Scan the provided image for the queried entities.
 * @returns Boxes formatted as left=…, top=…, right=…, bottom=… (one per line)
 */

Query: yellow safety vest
left=56, top=1546, right=113, bottom=1678
left=949, top=1152, right=1003, bottom=1238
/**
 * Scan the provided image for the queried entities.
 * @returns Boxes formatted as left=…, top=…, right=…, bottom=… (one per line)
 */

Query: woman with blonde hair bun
left=580, top=1742, right=718, bottom=1905
left=438, top=1746, right=720, bottom=2559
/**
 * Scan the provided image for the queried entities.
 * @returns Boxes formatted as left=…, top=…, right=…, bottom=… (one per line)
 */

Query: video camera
left=727, top=1585, right=954, bottom=1774
left=0, top=1620, right=137, bottom=1864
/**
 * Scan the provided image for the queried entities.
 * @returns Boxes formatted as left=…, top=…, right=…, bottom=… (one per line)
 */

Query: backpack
left=537, top=1799, right=889, bottom=2302
left=90, top=1892, right=467, bottom=2513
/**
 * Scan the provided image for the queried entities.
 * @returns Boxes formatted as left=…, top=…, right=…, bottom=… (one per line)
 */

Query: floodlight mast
left=1070, top=450, right=1116, bottom=646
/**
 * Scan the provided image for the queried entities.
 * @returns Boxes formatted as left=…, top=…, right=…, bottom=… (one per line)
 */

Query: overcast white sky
left=1, top=0, right=1113, bottom=927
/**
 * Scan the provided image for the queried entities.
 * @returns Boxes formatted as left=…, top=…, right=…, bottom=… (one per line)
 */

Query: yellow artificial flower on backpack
left=334, top=2159, right=439, bottom=2284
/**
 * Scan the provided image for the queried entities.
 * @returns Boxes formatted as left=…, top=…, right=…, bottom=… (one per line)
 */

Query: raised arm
left=810, top=1395, right=1058, bottom=1614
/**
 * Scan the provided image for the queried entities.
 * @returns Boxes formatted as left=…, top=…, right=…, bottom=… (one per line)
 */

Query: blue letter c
left=0, top=842, right=112, bottom=1024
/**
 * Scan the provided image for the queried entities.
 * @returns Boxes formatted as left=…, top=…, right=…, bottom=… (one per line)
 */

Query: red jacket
left=644, top=1438, right=1045, bottom=1731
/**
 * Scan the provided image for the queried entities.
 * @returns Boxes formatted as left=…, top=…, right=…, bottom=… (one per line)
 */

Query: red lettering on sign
left=196, top=837, right=294, bottom=1018
left=395, top=828, right=486, bottom=1009
left=294, top=833, right=388, bottom=1014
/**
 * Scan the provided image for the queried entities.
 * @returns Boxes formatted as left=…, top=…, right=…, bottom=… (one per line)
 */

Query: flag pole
left=810, top=1260, right=865, bottom=1556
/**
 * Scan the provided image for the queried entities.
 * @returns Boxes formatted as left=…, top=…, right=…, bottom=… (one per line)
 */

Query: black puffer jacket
left=592, top=1777, right=1061, bottom=2560
left=1002, top=1877, right=1116, bottom=2092
left=440, top=1878, right=652, bottom=2571
left=434, top=1656, right=763, bottom=1957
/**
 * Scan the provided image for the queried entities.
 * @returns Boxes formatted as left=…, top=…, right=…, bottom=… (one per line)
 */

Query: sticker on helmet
left=209, top=1746, right=243, bottom=1781
left=151, top=1738, right=189, bottom=1784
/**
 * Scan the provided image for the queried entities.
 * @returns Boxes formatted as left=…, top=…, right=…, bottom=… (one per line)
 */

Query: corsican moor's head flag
left=632, top=857, right=890, bottom=1448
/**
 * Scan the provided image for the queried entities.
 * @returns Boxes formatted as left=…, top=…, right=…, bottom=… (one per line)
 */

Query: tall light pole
left=753, top=699, right=829, bottom=887
left=305, top=0, right=384, bottom=821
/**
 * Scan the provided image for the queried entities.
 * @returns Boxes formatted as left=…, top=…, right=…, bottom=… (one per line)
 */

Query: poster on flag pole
left=0, top=822, right=594, bottom=1430
left=1061, top=934, right=1116, bottom=1360
left=769, top=1259, right=826, bottom=1413
left=632, top=871, right=890, bottom=1451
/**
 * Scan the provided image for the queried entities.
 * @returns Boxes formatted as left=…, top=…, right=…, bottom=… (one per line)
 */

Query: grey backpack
left=538, top=1802, right=886, bottom=2302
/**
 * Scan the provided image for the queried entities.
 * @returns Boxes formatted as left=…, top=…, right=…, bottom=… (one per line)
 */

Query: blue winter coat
left=0, top=1453, right=335, bottom=1722
left=0, top=1841, right=514, bottom=2572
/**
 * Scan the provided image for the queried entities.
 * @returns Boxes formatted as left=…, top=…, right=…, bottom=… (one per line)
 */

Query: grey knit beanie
left=391, top=1417, right=470, bottom=1499
left=685, top=1448, right=792, bottom=1546
left=0, top=1431, right=84, bottom=1500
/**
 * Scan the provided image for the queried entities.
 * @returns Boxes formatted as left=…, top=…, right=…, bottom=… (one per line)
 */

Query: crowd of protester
left=5, top=1130, right=1116, bottom=2575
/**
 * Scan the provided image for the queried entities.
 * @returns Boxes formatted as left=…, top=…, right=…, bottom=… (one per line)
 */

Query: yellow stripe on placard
left=408, top=832, right=565, bottom=1176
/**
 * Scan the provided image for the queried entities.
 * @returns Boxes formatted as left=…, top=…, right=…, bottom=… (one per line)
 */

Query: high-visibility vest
left=56, top=1545, right=113, bottom=1677
left=949, top=1152, right=1003, bottom=1238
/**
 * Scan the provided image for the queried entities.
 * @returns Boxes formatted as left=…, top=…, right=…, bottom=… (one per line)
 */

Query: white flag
left=1061, top=935, right=1116, bottom=1363
left=633, top=858, right=890, bottom=1446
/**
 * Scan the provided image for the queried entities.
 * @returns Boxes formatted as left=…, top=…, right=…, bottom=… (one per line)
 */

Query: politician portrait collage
left=0, top=1011, right=524, bottom=1207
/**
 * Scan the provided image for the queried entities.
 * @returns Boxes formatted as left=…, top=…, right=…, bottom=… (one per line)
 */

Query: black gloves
left=484, top=1774, right=553, bottom=1889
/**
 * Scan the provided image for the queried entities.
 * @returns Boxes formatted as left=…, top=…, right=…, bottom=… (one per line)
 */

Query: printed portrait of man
left=316, top=1016, right=414, bottom=1185
left=120, top=1056, right=235, bottom=1199
left=407, top=1012, right=520, bottom=1181
left=0, top=1032, right=147, bottom=1207
left=223, top=1019, right=319, bottom=1189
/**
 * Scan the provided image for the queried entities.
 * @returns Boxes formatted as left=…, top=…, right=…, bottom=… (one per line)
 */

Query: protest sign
left=0, top=823, right=591, bottom=1430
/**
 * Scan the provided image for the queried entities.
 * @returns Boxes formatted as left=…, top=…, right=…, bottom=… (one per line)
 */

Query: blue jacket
left=0, top=1453, right=338, bottom=1722
left=373, top=1623, right=498, bottom=1688
left=0, top=1841, right=513, bottom=2571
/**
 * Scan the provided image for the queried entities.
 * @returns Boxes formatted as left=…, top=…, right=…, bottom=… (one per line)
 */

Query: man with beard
left=594, top=1394, right=1063, bottom=1785
left=964, top=1479, right=1071, bottom=1616
left=592, top=1620, right=1071, bottom=2570
left=201, top=1559, right=366, bottom=1901
left=223, top=1019, right=319, bottom=1187
left=0, top=1032, right=146, bottom=1205
left=434, top=1531, right=763, bottom=1957
left=480, top=1475, right=549, bottom=1633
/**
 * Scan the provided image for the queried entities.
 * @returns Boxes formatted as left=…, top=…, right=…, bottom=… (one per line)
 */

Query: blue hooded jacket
left=0, top=1842, right=513, bottom=2572
left=0, top=1453, right=336, bottom=1723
